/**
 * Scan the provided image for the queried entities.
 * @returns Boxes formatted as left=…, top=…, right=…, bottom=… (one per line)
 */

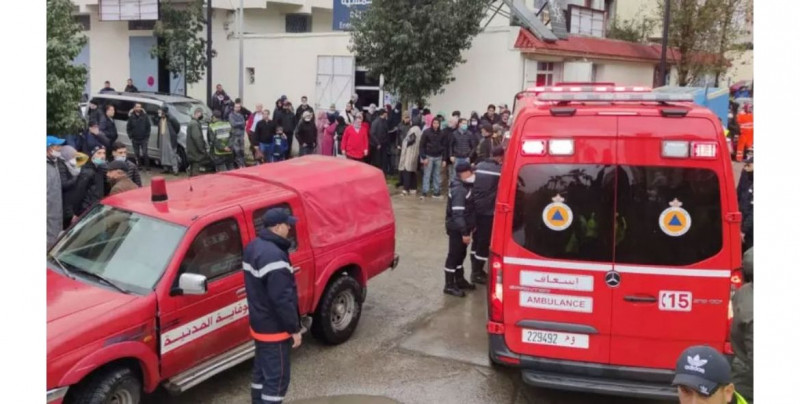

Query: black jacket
left=99, top=114, right=118, bottom=146
left=56, top=159, right=79, bottom=220
left=419, top=127, right=446, bottom=159
left=211, top=90, right=230, bottom=114
left=738, top=170, right=753, bottom=236
left=481, top=112, right=501, bottom=125
left=369, top=117, right=389, bottom=146
left=243, top=229, right=301, bottom=336
left=473, top=159, right=501, bottom=216
left=127, top=111, right=152, bottom=141
left=124, top=85, right=139, bottom=93
left=279, top=109, right=297, bottom=136
left=295, top=120, right=318, bottom=147
left=73, top=161, right=106, bottom=216
left=451, top=129, right=477, bottom=159
left=125, top=160, right=142, bottom=187
left=446, top=178, right=476, bottom=236
left=255, top=119, right=275, bottom=144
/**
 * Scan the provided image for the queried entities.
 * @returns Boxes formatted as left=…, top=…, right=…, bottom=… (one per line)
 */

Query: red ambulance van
left=486, top=85, right=742, bottom=399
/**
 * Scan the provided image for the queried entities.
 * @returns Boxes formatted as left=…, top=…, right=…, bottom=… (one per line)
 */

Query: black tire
left=71, top=366, right=141, bottom=404
left=311, top=275, right=363, bottom=345
left=176, top=145, right=188, bottom=173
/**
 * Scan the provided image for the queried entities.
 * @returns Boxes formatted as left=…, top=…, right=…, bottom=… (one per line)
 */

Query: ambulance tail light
left=521, top=140, right=546, bottom=156
left=549, top=139, right=574, bottom=156
left=488, top=253, right=504, bottom=329
left=692, top=142, right=718, bottom=159
left=151, top=177, right=168, bottom=202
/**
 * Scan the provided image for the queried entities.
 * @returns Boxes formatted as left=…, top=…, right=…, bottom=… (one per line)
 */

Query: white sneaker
left=410, top=190, right=418, bottom=195
left=401, top=190, right=409, bottom=196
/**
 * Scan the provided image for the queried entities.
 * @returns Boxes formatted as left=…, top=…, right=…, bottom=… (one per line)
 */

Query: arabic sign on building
left=333, top=0, right=372, bottom=31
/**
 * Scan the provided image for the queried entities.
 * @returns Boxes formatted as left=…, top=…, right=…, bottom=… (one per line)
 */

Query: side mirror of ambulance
left=173, top=273, right=208, bottom=296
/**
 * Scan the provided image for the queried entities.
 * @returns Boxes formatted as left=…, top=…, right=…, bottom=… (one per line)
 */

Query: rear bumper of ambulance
left=488, top=334, right=677, bottom=400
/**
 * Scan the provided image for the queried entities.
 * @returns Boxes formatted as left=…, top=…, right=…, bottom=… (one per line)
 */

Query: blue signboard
left=333, top=0, right=372, bottom=31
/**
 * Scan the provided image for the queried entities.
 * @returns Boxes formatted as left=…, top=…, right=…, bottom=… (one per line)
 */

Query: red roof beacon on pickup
left=487, top=84, right=742, bottom=400
left=47, top=156, right=398, bottom=404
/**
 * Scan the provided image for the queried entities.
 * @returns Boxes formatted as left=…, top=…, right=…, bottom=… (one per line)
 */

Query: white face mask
left=51, top=150, right=61, bottom=158
left=464, top=174, right=476, bottom=183
left=69, top=158, right=77, bottom=166
left=114, top=155, right=127, bottom=162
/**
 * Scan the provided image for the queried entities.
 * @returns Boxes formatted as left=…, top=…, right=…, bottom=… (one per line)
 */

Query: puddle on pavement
left=289, top=395, right=402, bottom=404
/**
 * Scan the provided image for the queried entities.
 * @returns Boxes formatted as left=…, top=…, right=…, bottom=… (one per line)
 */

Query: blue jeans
left=422, top=156, right=442, bottom=196
left=259, top=142, right=272, bottom=160
left=251, top=339, right=292, bottom=404
left=299, top=145, right=315, bottom=156
left=450, top=156, right=470, bottom=179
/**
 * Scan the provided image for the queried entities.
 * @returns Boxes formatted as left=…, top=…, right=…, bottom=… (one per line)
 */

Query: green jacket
left=186, top=118, right=209, bottom=164
left=208, top=120, right=233, bottom=157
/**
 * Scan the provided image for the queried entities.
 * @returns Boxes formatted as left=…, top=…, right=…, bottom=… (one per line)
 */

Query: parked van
left=487, top=85, right=742, bottom=400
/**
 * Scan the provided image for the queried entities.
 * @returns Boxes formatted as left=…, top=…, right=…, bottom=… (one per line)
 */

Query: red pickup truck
left=47, top=156, right=398, bottom=404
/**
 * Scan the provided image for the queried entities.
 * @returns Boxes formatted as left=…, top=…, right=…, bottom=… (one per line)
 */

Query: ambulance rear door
left=502, top=115, right=617, bottom=365
left=610, top=114, right=734, bottom=370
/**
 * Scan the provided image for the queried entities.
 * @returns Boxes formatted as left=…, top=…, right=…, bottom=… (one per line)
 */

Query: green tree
left=47, top=0, right=88, bottom=135
left=607, top=16, right=657, bottom=43
left=150, top=0, right=208, bottom=93
left=660, top=0, right=746, bottom=86
left=349, top=0, right=487, bottom=107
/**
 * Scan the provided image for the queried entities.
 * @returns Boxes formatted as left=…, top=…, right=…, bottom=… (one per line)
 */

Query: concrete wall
left=594, top=60, right=656, bottom=86
left=428, top=27, right=524, bottom=115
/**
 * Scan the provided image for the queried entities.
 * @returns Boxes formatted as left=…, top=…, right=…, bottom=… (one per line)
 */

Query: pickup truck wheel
left=312, top=275, right=362, bottom=345
left=71, top=367, right=141, bottom=404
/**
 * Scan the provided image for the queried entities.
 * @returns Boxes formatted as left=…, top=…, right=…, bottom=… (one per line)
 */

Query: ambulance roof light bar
left=537, top=92, right=695, bottom=103
left=528, top=85, right=652, bottom=93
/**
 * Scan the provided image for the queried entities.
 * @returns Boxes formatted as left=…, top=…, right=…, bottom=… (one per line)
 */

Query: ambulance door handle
left=624, top=295, right=657, bottom=303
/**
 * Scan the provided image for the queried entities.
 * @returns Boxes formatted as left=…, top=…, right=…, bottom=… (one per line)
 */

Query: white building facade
left=72, top=0, right=689, bottom=115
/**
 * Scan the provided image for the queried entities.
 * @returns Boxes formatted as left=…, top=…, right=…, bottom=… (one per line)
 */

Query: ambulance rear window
left=512, top=164, right=616, bottom=262
left=614, top=166, right=723, bottom=266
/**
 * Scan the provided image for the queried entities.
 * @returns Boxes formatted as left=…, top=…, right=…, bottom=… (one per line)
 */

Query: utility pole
left=238, top=0, right=244, bottom=103
left=206, top=0, right=213, bottom=108
left=658, top=0, right=671, bottom=87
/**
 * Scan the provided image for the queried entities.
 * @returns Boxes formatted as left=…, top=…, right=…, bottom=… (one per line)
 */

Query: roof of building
left=514, top=28, right=679, bottom=63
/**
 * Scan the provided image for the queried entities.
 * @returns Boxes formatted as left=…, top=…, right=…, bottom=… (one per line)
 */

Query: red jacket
left=341, top=124, right=370, bottom=159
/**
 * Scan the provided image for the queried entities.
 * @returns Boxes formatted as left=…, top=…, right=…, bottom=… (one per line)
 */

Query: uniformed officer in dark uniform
left=470, top=146, right=504, bottom=285
left=243, top=208, right=302, bottom=404
left=444, top=162, right=477, bottom=297
left=730, top=247, right=753, bottom=403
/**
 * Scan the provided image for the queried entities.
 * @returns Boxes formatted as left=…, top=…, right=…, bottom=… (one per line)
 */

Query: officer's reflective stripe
left=504, top=256, right=730, bottom=278
left=262, top=394, right=284, bottom=402
left=452, top=206, right=465, bottom=210
left=243, top=261, right=292, bottom=278
left=734, top=392, right=748, bottom=404
left=251, top=383, right=263, bottom=389
left=476, top=169, right=500, bottom=176
left=251, top=328, right=291, bottom=342
left=474, top=254, right=488, bottom=261
left=444, top=268, right=456, bottom=273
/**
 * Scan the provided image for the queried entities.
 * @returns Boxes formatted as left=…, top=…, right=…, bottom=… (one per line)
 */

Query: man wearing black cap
left=243, top=208, right=302, bottom=404
left=673, top=345, right=748, bottom=403
left=443, top=162, right=478, bottom=297
left=470, top=146, right=504, bottom=285
left=730, top=247, right=753, bottom=403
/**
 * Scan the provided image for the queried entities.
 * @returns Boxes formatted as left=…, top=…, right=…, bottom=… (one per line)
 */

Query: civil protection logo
left=542, top=194, right=573, bottom=231
left=659, top=198, right=692, bottom=237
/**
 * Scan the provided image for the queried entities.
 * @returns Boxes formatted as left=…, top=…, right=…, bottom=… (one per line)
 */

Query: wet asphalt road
left=146, top=181, right=681, bottom=404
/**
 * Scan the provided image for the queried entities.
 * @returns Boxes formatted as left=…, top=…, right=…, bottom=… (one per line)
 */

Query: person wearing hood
left=212, top=84, right=230, bottom=115
left=127, top=103, right=152, bottom=171
left=110, top=142, right=142, bottom=187
left=99, top=105, right=118, bottom=155
left=419, top=118, right=446, bottom=199
left=158, top=105, right=181, bottom=174
left=295, top=95, right=315, bottom=123
left=321, top=111, right=337, bottom=156
left=56, top=145, right=81, bottom=229
left=106, top=160, right=139, bottom=196
left=364, top=103, right=377, bottom=124
left=369, top=109, right=390, bottom=172
left=73, top=146, right=108, bottom=217
left=398, top=114, right=421, bottom=196
left=468, top=112, right=481, bottom=141
left=443, top=162, right=478, bottom=297
left=316, top=110, right=330, bottom=154
left=187, top=107, right=211, bottom=176
left=343, top=102, right=356, bottom=125
left=341, top=113, right=369, bottom=162
left=449, top=118, right=477, bottom=178
left=296, top=111, right=318, bottom=156
left=47, top=136, right=66, bottom=249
